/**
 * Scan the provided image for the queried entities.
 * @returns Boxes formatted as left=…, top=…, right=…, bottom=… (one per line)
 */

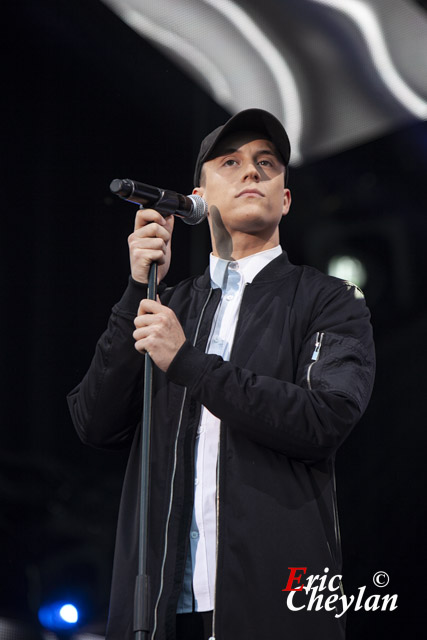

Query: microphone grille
left=182, top=195, right=208, bottom=225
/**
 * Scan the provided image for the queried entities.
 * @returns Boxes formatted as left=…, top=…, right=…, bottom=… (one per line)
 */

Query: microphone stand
left=134, top=260, right=157, bottom=640
left=109, top=178, right=206, bottom=639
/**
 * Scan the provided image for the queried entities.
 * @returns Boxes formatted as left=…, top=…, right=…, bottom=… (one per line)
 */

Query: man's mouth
left=236, top=189, right=264, bottom=198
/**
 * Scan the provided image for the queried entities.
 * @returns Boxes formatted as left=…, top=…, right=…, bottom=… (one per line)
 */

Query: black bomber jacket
left=67, top=251, right=375, bottom=640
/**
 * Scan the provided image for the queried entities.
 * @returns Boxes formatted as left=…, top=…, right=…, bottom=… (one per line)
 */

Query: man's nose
left=242, top=161, right=260, bottom=181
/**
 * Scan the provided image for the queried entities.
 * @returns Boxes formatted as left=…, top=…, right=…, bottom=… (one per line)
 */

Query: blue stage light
left=59, top=604, right=78, bottom=623
left=38, top=601, right=79, bottom=631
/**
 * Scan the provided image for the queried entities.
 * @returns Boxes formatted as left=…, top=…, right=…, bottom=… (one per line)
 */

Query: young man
left=68, top=109, right=375, bottom=640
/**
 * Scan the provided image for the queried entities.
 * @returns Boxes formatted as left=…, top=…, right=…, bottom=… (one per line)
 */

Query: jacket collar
left=194, top=250, right=296, bottom=291
left=209, top=245, right=283, bottom=289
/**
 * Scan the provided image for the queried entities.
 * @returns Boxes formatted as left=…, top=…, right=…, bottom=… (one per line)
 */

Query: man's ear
left=193, top=186, right=204, bottom=197
left=282, top=188, right=291, bottom=217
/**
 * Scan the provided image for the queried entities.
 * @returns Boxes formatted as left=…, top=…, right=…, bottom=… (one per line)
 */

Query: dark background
left=1, top=0, right=426, bottom=637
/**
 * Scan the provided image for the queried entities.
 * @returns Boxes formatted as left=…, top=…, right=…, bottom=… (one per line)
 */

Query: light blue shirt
left=177, top=245, right=283, bottom=613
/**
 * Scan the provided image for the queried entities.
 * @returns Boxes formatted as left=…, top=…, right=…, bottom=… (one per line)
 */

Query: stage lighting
left=302, top=216, right=413, bottom=323
left=59, top=605, right=78, bottom=624
left=38, top=602, right=79, bottom=632
left=327, top=255, right=368, bottom=288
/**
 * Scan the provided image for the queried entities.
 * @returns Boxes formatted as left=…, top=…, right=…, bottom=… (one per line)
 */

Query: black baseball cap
left=193, top=108, right=291, bottom=187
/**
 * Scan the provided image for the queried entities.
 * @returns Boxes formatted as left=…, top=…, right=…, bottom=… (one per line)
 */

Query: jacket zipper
left=307, top=332, right=324, bottom=390
left=331, top=462, right=342, bottom=568
left=208, top=425, right=221, bottom=640
left=330, top=462, right=345, bottom=598
left=151, top=289, right=214, bottom=640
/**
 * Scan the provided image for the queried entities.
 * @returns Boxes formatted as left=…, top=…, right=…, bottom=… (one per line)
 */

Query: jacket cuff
left=166, top=339, right=214, bottom=388
left=113, top=276, right=148, bottom=318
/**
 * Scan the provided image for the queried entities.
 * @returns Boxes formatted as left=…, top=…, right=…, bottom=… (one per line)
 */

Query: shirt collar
left=209, top=245, right=282, bottom=289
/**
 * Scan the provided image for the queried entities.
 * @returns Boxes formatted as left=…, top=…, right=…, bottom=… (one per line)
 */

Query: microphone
left=110, top=178, right=208, bottom=226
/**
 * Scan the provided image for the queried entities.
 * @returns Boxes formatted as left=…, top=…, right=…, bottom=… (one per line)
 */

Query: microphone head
left=182, top=195, right=208, bottom=225
left=110, top=178, right=133, bottom=198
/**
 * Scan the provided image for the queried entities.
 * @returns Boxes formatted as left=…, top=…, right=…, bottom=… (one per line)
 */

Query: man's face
left=194, top=131, right=291, bottom=254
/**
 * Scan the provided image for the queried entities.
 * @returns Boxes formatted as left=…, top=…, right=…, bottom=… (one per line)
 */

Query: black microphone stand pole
left=134, top=259, right=157, bottom=640
left=109, top=178, right=206, bottom=640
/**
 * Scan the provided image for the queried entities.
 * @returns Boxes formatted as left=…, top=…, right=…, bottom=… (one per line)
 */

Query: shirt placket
left=191, top=263, right=243, bottom=611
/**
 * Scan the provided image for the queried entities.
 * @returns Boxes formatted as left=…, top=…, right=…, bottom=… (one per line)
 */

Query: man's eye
left=223, top=159, right=237, bottom=166
left=258, top=159, right=273, bottom=166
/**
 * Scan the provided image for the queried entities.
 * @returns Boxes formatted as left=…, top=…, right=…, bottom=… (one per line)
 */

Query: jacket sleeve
left=67, top=278, right=148, bottom=449
left=166, top=281, right=375, bottom=463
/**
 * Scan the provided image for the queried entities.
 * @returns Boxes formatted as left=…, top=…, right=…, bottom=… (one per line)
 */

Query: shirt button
left=191, top=531, right=199, bottom=539
left=229, top=262, right=238, bottom=269
left=194, top=478, right=199, bottom=485
left=225, top=294, right=234, bottom=301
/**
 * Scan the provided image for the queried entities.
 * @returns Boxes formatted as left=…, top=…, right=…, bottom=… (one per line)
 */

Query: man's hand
left=133, top=299, right=186, bottom=371
left=128, top=209, right=174, bottom=284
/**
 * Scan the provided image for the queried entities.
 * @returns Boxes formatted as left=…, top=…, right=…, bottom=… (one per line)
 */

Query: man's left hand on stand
left=133, top=299, right=186, bottom=371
